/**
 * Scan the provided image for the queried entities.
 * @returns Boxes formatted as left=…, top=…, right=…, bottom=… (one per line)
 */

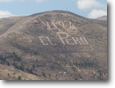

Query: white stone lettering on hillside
left=39, top=36, right=49, bottom=45
left=41, top=21, right=51, bottom=30
left=65, top=38, right=76, bottom=45
left=51, top=21, right=58, bottom=28
left=46, top=37, right=57, bottom=45
left=56, top=21, right=65, bottom=28
left=40, top=20, right=77, bottom=29
left=83, top=37, right=89, bottom=45
left=89, top=46, right=94, bottom=51
left=69, top=21, right=77, bottom=29
left=72, top=37, right=82, bottom=45
left=39, top=32, right=89, bottom=46
left=57, top=32, right=69, bottom=45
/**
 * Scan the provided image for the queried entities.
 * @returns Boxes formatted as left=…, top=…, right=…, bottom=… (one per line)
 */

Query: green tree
left=42, top=72, right=46, bottom=77
left=32, top=64, right=35, bottom=68
left=26, top=68, right=33, bottom=74
left=37, top=63, right=39, bottom=67
left=49, top=74, right=51, bottom=77
left=18, top=76, right=21, bottom=80
left=8, top=73, right=10, bottom=77
left=7, top=62, right=10, bottom=66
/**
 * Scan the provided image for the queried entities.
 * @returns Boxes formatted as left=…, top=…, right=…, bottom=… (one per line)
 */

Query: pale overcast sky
left=0, top=0, right=107, bottom=19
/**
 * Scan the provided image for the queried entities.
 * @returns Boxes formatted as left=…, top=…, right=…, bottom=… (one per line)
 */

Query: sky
left=0, top=0, right=107, bottom=19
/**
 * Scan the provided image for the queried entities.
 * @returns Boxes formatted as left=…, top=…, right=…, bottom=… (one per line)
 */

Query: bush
left=7, top=62, right=10, bottom=66
left=42, top=72, right=46, bottom=77
left=18, top=76, right=21, bottom=80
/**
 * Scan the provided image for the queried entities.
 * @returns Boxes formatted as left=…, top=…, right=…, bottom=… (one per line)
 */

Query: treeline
left=0, top=56, right=6, bottom=62
left=0, top=52, right=37, bottom=74
left=0, top=52, right=21, bottom=63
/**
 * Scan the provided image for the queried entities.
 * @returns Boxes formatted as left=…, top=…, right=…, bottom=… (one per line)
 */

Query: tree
left=32, top=64, right=35, bottom=68
left=75, top=78, right=78, bottom=80
left=49, top=74, right=51, bottom=77
left=42, top=72, right=46, bottom=77
left=34, top=52, right=37, bottom=55
left=7, top=62, right=10, bottom=66
left=26, top=68, right=33, bottom=74
left=8, top=73, right=10, bottom=77
left=18, top=76, right=21, bottom=80
left=37, top=63, right=39, bottom=67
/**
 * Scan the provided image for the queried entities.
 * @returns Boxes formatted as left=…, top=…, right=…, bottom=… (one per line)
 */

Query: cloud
left=88, top=9, right=107, bottom=19
left=0, top=0, right=25, bottom=2
left=76, top=0, right=107, bottom=19
left=76, top=0, right=106, bottom=10
left=36, top=0, right=44, bottom=2
left=0, top=11, right=14, bottom=18
left=0, top=0, right=44, bottom=2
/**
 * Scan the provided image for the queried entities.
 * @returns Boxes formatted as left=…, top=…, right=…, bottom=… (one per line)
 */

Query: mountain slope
left=0, top=16, right=26, bottom=35
left=0, top=10, right=107, bottom=80
left=0, top=64, right=43, bottom=80
left=97, top=16, right=107, bottom=21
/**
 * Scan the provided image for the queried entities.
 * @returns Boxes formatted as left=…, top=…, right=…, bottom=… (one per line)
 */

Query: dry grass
left=0, top=65, right=43, bottom=80
left=0, top=10, right=107, bottom=80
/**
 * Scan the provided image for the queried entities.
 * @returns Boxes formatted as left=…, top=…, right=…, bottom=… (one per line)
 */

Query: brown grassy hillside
left=0, top=10, right=107, bottom=80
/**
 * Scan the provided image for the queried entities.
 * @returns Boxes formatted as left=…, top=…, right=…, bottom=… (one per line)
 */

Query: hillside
left=97, top=16, right=107, bottom=21
left=0, top=10, right=107, bottom=80
left=0, top=16, right=26, bottom=35
left=0, top=64, right=43, bottom=80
